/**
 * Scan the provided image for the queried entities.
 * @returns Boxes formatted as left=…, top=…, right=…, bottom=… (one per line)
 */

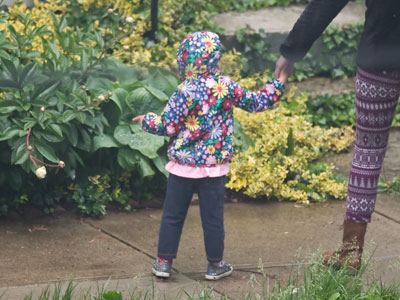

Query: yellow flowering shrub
left=226, top=88, right=354, bottom=204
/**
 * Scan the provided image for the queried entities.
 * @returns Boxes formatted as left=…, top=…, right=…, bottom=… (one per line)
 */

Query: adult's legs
left=197, top=176, right=226, bottom=263
left=325, top=68, right=400, bottom=269
left=346, top=68, right=400, bottom=223
left=157, top=174, right=195, bottom=259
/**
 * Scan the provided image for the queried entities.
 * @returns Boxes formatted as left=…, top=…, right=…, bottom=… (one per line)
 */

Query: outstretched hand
left=275, top=55, right=294, bottom=85
left=132, top=115, right=144, bottom=126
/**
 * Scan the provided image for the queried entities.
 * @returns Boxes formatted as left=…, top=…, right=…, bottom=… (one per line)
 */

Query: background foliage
left=0, top=0, right=367, bottom=216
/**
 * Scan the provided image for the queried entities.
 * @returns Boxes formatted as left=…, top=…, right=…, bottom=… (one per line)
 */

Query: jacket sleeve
left=142, top=88, right=189, bottom=136
left=230, top=78, right=284, bottom=112
left=280, top=0, right=350, bottom=62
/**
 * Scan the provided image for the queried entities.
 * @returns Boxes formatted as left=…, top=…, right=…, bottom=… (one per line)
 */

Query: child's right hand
left=278, top=71, right=289, bottom=85
left=132, top=115, right=144, bottom=126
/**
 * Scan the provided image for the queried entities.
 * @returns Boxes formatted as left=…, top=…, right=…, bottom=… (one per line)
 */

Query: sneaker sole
left=205, top=268, right=233, bottom=281
left=152, top=268, right=170, bottom=278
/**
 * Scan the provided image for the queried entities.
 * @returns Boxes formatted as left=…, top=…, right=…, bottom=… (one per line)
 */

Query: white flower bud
left=58, top=161, right=65, bottom=168
left=97, top=94, right=105, bottom=102
left=35, top=166, right=47, bottom=179
left=27, top=145, right=33, bottom=151
left=107, top=8, right=113, bottom=13
left=81, top=85, right=86, bottom=90
left=40, top=107, right=46, bottom=112
left=123, top=45, right=130, bottom=51
left=108, top=91, right=113, bottom=97
left=126, top=17, right=134, bottom=23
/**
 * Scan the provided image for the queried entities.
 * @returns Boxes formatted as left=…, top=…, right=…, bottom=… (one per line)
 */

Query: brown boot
left=323, top=220, right=367, bottom=270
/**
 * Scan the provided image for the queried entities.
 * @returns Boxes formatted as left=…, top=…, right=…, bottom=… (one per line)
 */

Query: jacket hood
left=177, top=31, right=222, bottom=80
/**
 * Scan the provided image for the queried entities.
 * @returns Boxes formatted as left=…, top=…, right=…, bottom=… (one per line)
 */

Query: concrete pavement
left=1, top=130, right=400, bottom=299
left=1, top=196, right=400, bottom=299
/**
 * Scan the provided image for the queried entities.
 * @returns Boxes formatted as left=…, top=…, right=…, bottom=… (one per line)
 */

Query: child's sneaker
left=152, top=258, right=172, bottom=278
left=205, top=260, right=233, bottom=280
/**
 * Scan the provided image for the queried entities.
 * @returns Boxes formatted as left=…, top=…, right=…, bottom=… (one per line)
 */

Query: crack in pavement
left=375, top=210, right=400, bottom=225
left=81, top=219, right=230, bottom=299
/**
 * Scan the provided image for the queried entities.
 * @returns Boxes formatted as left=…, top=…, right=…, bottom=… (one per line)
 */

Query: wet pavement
left=1, top=170, right=399, bottom=299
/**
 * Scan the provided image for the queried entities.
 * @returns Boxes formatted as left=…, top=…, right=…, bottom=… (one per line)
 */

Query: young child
left=133, top=31, right=288, bottom=280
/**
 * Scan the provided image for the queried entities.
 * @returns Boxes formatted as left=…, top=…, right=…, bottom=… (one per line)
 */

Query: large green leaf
left=93, top=134, right=119, bottom=152
left=144, top=85, right=169, bottom=102
left=109, top=88, right=127, bottom=112
left=86, top=76, right=113, bottom=95
left=127, top=87, right=164, bottom=115
left=138, top=155, right=155, bottom=178
left=113, top=124, right=131, bottom=146
left=153, top=154, right=169, bottom=177
left=128, top=131, right=165, bottom=159
left=117, top=147, right=140, bottom=170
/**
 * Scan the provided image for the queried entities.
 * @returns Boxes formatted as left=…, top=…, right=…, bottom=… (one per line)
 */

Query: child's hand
left=132, top=115, right=145, bottom=126
left=275, top=55, right=294, bottom=85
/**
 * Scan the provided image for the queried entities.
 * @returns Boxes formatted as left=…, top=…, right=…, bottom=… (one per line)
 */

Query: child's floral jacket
left=142, top=31, right=284, bottom=168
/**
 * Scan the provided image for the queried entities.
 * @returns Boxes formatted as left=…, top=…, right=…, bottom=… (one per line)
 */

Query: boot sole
left=205, top=268, right=233, bottom=280
left=152, top=268, right=170, bottom=278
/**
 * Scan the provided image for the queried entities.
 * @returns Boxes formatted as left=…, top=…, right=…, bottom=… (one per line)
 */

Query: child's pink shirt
left=166, top=161, right=229, bottom=178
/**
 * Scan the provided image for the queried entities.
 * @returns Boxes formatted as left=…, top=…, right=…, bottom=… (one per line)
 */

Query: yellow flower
left=175, top=138, right=183, bottom=149
left=203, top=36, right=217, bottom=53
left=185, top=64, right=198, bottom=80
left=206, top=145, right=215, bottom=154
left=212, top=81, right=228, bottom=99
left=185, top=115, right=200, bottom=131
left=186, top=97, right=193, bottom=107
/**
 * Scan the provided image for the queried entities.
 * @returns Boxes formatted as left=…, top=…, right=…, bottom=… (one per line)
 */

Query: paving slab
left=88, top=199, right=400, bottom=299
left=212, top=3, right=365, bottom=53
left=0, top=212, right=153, bottom=287
left=212, top=3, right=365, bottom=36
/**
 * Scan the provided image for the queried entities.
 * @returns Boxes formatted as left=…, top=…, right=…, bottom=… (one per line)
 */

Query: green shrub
left=0, top=10, right=174, bottom=216
left=233, top=22, right=363, bottom=80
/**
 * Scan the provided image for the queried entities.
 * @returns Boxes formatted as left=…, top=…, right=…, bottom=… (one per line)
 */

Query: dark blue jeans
left=157, top=174, right=226, bottom=263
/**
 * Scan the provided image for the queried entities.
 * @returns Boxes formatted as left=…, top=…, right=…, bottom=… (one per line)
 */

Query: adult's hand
left=274, top=55, right=294, bottom=80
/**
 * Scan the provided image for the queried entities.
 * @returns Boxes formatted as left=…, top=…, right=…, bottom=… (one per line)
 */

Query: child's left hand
left=132, top=115, right=145, bottom=126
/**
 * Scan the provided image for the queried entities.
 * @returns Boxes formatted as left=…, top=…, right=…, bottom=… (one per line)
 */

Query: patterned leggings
left=346, top=68, right=400, bottom=223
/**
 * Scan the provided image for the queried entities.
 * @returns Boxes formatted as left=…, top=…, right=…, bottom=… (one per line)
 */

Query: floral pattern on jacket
left=142, top=31, right=284, bottom=167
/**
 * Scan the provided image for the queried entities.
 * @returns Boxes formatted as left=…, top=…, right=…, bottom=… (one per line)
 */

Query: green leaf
left=92, top=134, right=119, bottom=152
left=49, top=124, right=63, bottom=138
left=0, top=101, right=19, bottom=114
left=127, top=87, right=164, bottom=115
left=109, top=88, right=127, bottom=112
left=19, top=63, right=37, bottom=86
left=34, top=140, right=59, bottom=162
left=0, top=127, right=24, bottom=141
left=102, top=291, right=123, bottom=300
left=285, top=128, right=295, bottom=156
left=33, top=80, right=61, bottom=101
left=1, top=58, right=19, bottom=82
left=78, top=129, right=92, bottom=152
left=138, top=156, right=155, bottom=178
left=144, top=85, right=169, bottom=102
left=13, top=143, right=28, bottom=165
left=47, top=40, right=60, bottom=59
left=113, top=124, right=131, bottom=146
left=153, top=154, right=169, bottom=177
left=62, top=110, right=76, bottom=123
left=128, top=131, right=165, bottom=159
left=117, top=147, right=139, bottom=170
